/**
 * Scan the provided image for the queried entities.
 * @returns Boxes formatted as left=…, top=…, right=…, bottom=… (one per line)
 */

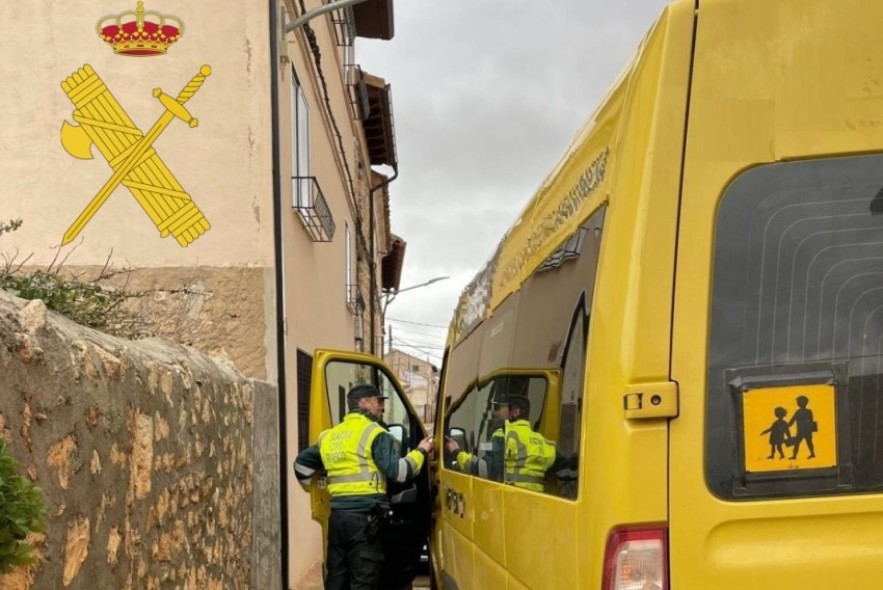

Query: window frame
left=291, top=66, right=311, bottom=208
left=705, top=153, right=883, bottom=500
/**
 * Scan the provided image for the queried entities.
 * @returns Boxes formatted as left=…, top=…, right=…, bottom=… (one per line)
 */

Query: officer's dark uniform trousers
left=295, top=412, right=426, bottom=590
left=325, top=510, right=384, bottom=590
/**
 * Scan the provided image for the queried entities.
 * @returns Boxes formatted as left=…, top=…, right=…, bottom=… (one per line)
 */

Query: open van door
left=308, top=348, right=433, bottom=590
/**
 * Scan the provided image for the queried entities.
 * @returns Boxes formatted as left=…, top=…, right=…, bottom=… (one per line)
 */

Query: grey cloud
left=360, top=0, right=673, bottom=359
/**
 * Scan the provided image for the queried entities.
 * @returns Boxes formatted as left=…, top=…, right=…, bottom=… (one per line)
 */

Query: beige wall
left=0, top=1, right=274, bottom=268
left=1, top=2, right=393, bottom=587
left=280, top=2, right=373, bottom=582
left=47, top=265, right=275, bottom=380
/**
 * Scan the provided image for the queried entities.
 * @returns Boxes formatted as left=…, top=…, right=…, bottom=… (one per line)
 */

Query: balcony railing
left=326, top=1, right=357, bottom=47
left=346, top=64, right=370, bottom=121
left=293, top=176, right=335, bottom=242
left=346, top=283, right=364, bottom=314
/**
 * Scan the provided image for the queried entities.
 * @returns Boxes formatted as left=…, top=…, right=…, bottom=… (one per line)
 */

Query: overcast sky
left=357, top=0, right=673, bottom=365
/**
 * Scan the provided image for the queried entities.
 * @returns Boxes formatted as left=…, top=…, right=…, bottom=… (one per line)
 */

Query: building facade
left=0, top=1, right=406, bottom=587
left=384, top=348, right=439, bottom=429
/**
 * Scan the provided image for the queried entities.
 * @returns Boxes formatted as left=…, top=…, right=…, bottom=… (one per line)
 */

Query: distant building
left=384, top=349, right=439, bottom=428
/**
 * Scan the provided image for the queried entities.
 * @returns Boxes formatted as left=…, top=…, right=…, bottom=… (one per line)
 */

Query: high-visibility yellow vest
left=319, top=413, right=387, bottom=497
left=504, top=419, right=556, bottom=492
left=456, top=427, right=504, bottom=478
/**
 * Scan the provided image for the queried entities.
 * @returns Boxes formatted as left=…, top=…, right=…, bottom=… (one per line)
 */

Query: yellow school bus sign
left=742, top=383, right=837, bottom=473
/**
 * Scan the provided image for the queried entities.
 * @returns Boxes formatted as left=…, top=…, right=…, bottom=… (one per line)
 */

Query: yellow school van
left=304, top=0, right=883, bottom=588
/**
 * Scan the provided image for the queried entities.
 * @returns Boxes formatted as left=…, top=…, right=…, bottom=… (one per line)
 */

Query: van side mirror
left=446, top=427, right=467, bottom=464
left=449, top=427, right=466, bottom=448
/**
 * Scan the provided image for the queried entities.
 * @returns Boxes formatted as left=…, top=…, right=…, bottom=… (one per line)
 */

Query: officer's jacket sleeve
left=550, top=450, right=579, bottom=480
left=372, top=432, right=426, bottom=483
left=486, top=433, right=505, bottom=481
left=294, top=444, right=324, bottom=491
left=456, top=451, right=490, bottom=478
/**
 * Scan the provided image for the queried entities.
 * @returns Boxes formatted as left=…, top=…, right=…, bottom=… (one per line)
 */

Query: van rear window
left=707, top=154, right=883, bottom=499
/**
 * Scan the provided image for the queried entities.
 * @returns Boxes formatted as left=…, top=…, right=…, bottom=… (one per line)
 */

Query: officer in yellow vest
left=294, top=383, right=433, bottom=590
left=445, top=392, right=509, bottom=481
left=502, top=395, right=561, bottom=492
left=503, top=395, right=577, bottom=492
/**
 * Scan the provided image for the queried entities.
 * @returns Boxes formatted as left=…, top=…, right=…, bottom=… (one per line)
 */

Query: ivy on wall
left=0, top=219, right=148, bottom=339
left=0, top=439, right=46, bottom=573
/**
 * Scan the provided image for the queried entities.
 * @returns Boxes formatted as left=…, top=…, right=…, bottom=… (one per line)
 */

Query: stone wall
left=0, top=290, right=280, bottom=589
left=58, top=266, right=273, bottom=380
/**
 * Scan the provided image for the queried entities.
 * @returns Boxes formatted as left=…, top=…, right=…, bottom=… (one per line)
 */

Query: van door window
left=323, top=360, right=415, bottom=445
left=470, top=208, right=604, bottom=499
left=443, top=384, right=480, bottom=472
left=556, top=297, right=589, bottom=499
left=443, top=375, right=550, bottom=484
left=445, top=380, right=519, bottom=481
left=707, top=154, right=883, bottom=499
left=439, top=207, right=604, bottom=499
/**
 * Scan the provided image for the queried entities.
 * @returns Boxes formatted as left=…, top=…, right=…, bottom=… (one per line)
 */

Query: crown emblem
left=97, top=2, right=184, bottom=57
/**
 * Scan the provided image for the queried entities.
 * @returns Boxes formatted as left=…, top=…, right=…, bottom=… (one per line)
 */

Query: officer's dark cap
left=347, top=384, right=387, bottom=410
left=491, top=393, right=508, bottom=406
left=507, top=395, right=531, bottom=413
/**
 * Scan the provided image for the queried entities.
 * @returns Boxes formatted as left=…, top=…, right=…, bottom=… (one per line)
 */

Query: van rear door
left=308, top=349, right=432, bottom=589
left=670, top=0, right=883, bottom=587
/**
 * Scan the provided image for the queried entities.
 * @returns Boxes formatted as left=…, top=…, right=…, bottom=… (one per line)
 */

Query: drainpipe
left=268, top=1, right=289, bottom=588
left=369, top=167, right=398, bottom=355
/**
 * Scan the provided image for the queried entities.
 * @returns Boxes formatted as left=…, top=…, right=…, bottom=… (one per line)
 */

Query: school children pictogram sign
left=742, top=383, right=837, bottom=473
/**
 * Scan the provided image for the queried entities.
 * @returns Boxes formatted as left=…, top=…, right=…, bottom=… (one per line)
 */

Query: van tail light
left=602, top=525, right=668, bottom=590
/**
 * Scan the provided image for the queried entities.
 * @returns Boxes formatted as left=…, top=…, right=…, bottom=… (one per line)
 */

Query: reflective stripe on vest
left=319, top=414, right=387, bottom=496
left=456, top=451, right=489, bottom=478
left=456, top=426, right=504, bottom=478
left=395, top=454, right=420, bottom=483
left=504, top=420, right=556, bottom=491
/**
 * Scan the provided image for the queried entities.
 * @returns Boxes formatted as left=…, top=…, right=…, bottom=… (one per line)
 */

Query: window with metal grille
left=291, top=66, right=310, bottom=208
left=296, top=349, right=312, bottom=452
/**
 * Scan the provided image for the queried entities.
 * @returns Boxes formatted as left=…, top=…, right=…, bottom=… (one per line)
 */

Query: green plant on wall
left=0, top=269, right=140, bottom=336
left=0, top=219, right=151, bottom=339
left=0, top=439, right=46, bottom=573
left=0, top=219, right=22, bottom=237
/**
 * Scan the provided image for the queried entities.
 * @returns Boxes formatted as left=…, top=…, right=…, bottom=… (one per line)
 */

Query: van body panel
left=433, top=2, right=695, bottom=588
left=502, top=491, right=582, bottom=589
left=441, top=521, right=474, bottom=590
left=440, top=471, right=474, bottom=540
left=570, top=3, right=694, bottom=586
left=702, top=507, right=883, bottom=582
left=471, top=478, right=505, bottom=566
left=472, top=525, right=507, bottom=589
left=670, top=0, right=883, bottom=587
left=439, top=472, right=475, bottom=587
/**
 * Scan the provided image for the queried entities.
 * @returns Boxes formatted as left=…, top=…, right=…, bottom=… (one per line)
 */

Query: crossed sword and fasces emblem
left=60, top=64, right=212, bottom=247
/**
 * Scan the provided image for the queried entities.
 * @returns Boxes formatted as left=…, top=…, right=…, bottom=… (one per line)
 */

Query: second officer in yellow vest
left=503, top=395, right=577, bottom=492
left=294, top=383, right=433, bottom=590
